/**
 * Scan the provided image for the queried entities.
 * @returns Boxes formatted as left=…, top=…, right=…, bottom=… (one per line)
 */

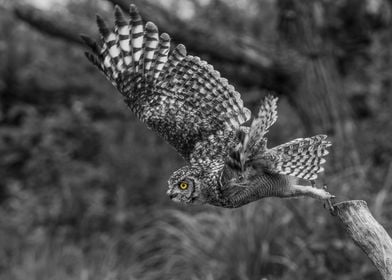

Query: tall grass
left=1, top=176, right=384, bottom=280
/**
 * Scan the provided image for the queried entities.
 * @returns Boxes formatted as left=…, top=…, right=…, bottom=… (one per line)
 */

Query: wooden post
left=333, top=200, right=392, bottom=280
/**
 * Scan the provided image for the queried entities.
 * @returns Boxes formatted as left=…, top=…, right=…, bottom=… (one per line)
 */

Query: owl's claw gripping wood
left=325, top=197, right=336, bottom=215
left=322, top=185, right=336, bottom=215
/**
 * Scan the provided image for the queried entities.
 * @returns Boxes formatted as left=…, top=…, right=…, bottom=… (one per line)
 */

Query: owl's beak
left=166, top=189, right=178, bottom=199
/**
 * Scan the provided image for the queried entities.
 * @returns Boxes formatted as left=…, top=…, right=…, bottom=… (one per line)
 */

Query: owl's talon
left=310, top=180, right=316, bottom=188
left=324, top=196, right=336, bottom=216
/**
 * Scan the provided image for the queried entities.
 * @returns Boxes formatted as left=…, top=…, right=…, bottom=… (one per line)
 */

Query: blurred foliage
left=0, top=0, right=392, bottom=279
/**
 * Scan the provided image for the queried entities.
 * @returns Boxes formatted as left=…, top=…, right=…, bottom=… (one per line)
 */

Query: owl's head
left=167, top=166, right=205, bottom=204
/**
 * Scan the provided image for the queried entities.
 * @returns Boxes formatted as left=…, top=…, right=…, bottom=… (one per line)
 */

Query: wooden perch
left=334, top=200, right=392, bottom=279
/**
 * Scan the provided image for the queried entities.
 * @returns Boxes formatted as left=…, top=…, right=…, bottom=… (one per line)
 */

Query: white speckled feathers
left=82, top=5, right=251, bottom=160
left=268, top=135, right=331, bottom=180
left=247, top=95, right=278, bottom=152
left=225, top=96, right=331, bottom=181
left=255, top=134, right=332, bottom=181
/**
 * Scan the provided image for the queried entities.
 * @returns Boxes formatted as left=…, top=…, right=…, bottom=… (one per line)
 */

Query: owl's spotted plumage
left=83, top=5, right=334, bottom=208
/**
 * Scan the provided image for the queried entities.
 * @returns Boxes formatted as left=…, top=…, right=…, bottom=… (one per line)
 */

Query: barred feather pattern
left=225, top=98, right=330, bottom=183
left=82, top=4, right=250, bottom=161
left=226, top=95, right=278, bottom=172
left=247, top=95, right=278, bottom=153
left=87, top=6, right=163, bottom=87
left=160, top=55, right=250, bottom=128
left=266, top=135, right=332, bottom=180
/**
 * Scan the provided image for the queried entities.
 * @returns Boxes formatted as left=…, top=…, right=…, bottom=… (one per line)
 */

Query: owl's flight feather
left=265, top=134, right=331, bottom=180
left=225, top=96, right=331, bottom=181
left=82, top=5, right=250, bottom=161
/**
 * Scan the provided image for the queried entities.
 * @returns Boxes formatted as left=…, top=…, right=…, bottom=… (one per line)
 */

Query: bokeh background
left=1, top=0, right=392, bottom=279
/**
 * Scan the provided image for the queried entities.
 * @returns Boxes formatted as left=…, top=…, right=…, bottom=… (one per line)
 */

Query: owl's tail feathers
left=81, top=5, right=174, bottom=94
left=267, top=135, right=332, bottom=181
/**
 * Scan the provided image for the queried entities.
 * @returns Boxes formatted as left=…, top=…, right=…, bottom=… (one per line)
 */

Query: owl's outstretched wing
left=224, top=95, right=331, bottom=181
left=241, top=95, right=277, bottom=155
left=259, top=135, right=331, bottom=180
left=82, top=5, right=250, bottom=160
left=226, top=133, right=331, bottom=182
left=225, top=95, right=277, bottom=171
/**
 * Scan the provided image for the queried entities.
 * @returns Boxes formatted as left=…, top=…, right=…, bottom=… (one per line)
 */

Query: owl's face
left=167, top=166, right=204, bottom=204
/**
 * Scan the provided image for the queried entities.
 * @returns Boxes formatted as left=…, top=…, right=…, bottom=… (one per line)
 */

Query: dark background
left=1, top=0, right=392, bottom=279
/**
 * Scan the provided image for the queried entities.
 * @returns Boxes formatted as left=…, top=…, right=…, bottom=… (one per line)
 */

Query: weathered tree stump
left=334, top=200, right=392, bottom=280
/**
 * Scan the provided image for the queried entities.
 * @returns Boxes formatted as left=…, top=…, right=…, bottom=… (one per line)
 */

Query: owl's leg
left=283, top=184, right=335, bottom=200
left=307, top=181, right=335, bottom=212
left=284, top=184, right=336, bottom=214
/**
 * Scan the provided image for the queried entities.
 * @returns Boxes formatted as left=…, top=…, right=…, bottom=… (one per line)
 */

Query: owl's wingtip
left=145, top=21, right=158, bottom=31
left=129, top=4, right=139, bottom=15
left=160, top=32, right=170, bottom=41
left=176, top=44, right=187, bottom=56
left=96, top=14, right=110, bottom=38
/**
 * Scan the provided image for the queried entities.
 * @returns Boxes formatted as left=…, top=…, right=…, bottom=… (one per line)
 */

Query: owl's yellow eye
left=179, top=182, right=188, bottom=190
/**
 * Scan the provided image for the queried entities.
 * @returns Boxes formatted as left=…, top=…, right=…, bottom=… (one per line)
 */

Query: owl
left=82, top=5, right=334, bottom=209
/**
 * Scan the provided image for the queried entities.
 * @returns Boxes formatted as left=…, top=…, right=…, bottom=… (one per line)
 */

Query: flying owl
left=82, top=5, right=334, bottom=208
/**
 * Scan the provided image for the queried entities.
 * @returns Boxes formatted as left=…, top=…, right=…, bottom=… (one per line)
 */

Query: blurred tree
left=1, top=0, right=392, bottom=279
left=276, top=0, right=357, bottom=168
left=0, top=12, right=18, bottom=124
